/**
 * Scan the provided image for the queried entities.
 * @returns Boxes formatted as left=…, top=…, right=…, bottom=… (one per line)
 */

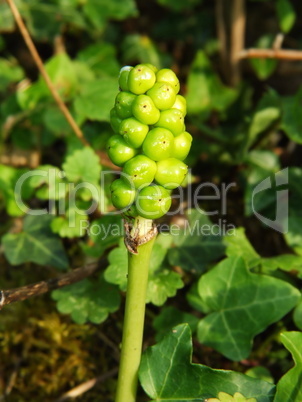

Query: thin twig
left=240, top=48, right=302, bottom=60
left=54, top=367, right=119, bottom=402
left=0, top=262, right=101, bottom=309
left=215, top=0, right=228, bottom=79
left=229, top=0, right=246, bottom=86
left=6, top=0, right=89, bottom=147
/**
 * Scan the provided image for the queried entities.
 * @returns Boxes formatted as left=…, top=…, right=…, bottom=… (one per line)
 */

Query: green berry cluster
left=107, top=63, right=192, bottom=220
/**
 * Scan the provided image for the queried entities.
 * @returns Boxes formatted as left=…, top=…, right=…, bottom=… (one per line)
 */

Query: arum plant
left=107, top=64, right=192, bottom=402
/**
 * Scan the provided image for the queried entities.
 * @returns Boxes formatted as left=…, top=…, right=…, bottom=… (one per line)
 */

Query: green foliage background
left=1, top=0, right=302, bottom=400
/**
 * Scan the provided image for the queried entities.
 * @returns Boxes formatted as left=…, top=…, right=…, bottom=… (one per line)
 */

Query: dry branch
left=6, top=0, right=89, bottom=147
left=0, top=262, right=100, bottom=309
left=240, top=48, right=302, bottom=60
left=229, top=0, right=246, bottom=86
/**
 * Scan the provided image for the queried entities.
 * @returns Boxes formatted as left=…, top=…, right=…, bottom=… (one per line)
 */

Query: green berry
left=119, top=66, right=133, bottom=91
left=156, top=68, right=180, bottom=94
left=155, top=108, right=185, bottom=136
left=155, top=158, right=188, bottom=189
left=140, top=63, right=158, bottom=73
left=128, top=64, right=156, bottom=95
left=123, top=204, right=139, bottom=218
left=146, top=82, right=177, bottom=110
left=115, top=91, right=136, bottom=119
left=172, top=94, right=187, bottom=116
left=110, top=179, right=136, bottom=210
left=122, top=155, right=157, bottom=189
left=107, top=135, right=137, bottom=167
left=119, top=117, right=149, bottom=149
left=172, top=131, right=192, bottom=160
left=142, top=127, right=174, bottom=161
left=136, top=185, right=172, bottom=219
left=110, top=108, right=123, bottom=134
left=132, top=94, right=160, bottom=125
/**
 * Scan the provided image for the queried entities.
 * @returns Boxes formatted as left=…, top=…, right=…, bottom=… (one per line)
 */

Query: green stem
left=115, top=218, right=156, bottom=402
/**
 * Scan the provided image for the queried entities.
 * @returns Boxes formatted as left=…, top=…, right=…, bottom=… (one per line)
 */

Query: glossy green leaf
left=82, top=0, right=138, bottom=30
left=250, top=35, right=277, bottom=80
left=245, top=367, right=274, bottom=384
left=105, top=235, right=183, bottom=306
left=139, top=324, right=276, bottom=401
left=82, top=215, right=123, bottom=258
left=168, top=209, right=226, bottom=273
left=63, top=147, right=101, bottom=185
left=77, top=43, right=120, bottom=78
left=276, top=0, right=296, bottom=33
left=0, top=58, right=24, bottom=90
left=0, top=2, right=15, bottom=32
left=20, top=0, right=86, bottom=40
left=224, top=227, right=261, bottom=268
left=74, top=78, right=117, bottom=122
left=28, top=165, right=66, bottom=200
left=51, top=208, right=88, bottom=238
left=153, top=306, right=199, bottom=341
left=2, top=215, right=69, bottom=270
left=274, top=332, right=302, bottom=401
left=52, top=274, right=121, bottom=324
left=186, top=51, right=237, bottom=118
left=293, top=299, right=302, bottom=330
left=0, top=165, right=33, bottom=217
left=197, top=257, right=300, bottom=361
left=281, top=88, right=302, bottom=144
left=243, top=149, right=281, bottom=217
left=121, top=34, right=168, bottom=68
left=225, top=227, right=302, bottom=276
left=17, top=53, right=77, bottom=109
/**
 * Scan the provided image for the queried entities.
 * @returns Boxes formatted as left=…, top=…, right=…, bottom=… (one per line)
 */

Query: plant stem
left=115, top=217, right=156, bottom=402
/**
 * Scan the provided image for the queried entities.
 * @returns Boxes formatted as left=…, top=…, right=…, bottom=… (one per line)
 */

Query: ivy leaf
left=0, top=165, right=33, bottom=217
left=224, top=227, right=261, bottom=268
left=51, top=208, right=88, bottom=238
left=186, top=51, right=237, bottom=118
left=0, top=58, right=24, bottom=90
left=276, top=0, right=296, bottom=33
left=293, top=299, right=302, bottom=330
left=139, top=324, right=276, bottom=402
left=28, top=165, right=66, bottom=200
left=197, top=257, right=300, bottom=361
left=274, top=332, right=302, bottom=402
left=250, top=35, right=277, bottom=80
left=261, top=254, right=302, bottom=277
left=281, top=88, right=302, bottom=144
left=82, top=0, right=138, bottom=30
left=105, top=235, right=183, bottom=306
left=17, top=53, right=77, bottom=109
left=146, top=269, right=183, bottom=306
left=153, top=306, right=199, bottom=341
left=74, top=78, right=117, bottom=122
left=243, top=149, right=280, bottom=216
left=63, top=147, right=101, bottom=185
left=52, top=274, right=120, bottom=324
left=168, top=209, right=225, bottom=273
left=77, top=43, right=120, bottom=78
left=225, top=227, right=302, bottom=277
left=82, top=215, right=123, bottom=258
left=248, top=104, right=280, bottom=148
left=2, top=215, right=69, bottom=270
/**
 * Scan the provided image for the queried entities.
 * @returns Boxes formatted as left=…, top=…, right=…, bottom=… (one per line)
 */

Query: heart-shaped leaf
left=274, top=331, right=302, bottom=402
left=197, top=257, right=300, bottom=361
left=139, top=324, right=275, bottom=402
